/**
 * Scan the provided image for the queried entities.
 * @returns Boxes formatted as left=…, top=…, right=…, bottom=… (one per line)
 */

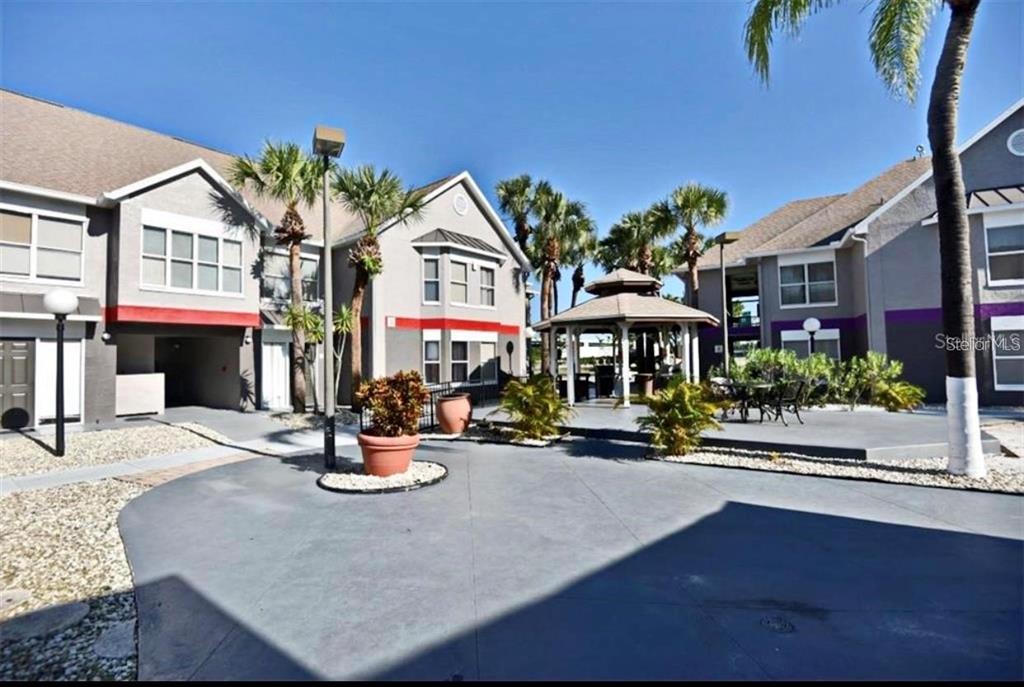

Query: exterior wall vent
left=1008, top=129, right=1024, bottom=157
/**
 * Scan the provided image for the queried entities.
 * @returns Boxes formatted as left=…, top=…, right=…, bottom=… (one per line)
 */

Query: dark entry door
left=0, top=339, right=34, bottom=429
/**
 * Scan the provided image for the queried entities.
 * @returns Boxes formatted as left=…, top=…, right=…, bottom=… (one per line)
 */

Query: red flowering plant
left=355, top=370, right=430, bottom=437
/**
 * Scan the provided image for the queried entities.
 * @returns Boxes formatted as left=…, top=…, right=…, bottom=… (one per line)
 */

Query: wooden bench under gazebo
left=532, top=269, right=719, bottom=407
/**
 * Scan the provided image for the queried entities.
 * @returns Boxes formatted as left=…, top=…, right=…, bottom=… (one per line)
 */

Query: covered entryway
left=0, top=339, right=34, bottom=429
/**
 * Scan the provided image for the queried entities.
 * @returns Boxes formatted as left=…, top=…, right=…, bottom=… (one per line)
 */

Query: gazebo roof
left=584, top=268, right=661, bottom=295
left=533, top=292, right=719, bottom=331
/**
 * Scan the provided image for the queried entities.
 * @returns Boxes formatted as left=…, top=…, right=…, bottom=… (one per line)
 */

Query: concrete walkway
left=118, top=438, right=1023, bottom=680
left=2, top=407, right=359, bottom=494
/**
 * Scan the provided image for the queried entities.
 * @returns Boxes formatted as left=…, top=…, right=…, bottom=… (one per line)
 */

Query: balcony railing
left=359, top=377, right=511, bottom=433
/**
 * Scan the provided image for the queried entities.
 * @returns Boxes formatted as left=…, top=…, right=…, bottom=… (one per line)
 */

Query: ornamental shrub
left=637, top=378, right=721, bottom=455
left=500, top=375, right=573, bottom=440
left=355, top=370, right=430, bottom=437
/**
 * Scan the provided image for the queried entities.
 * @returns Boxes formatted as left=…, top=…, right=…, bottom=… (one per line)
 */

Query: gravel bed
left=422, top=423, right=567, bottom=447
left=0, top=478, right=143, bottom=680
left=269, top=410, right=359, bottom=430
left=318, top=460, right=448, bottom=493
left=0, top=423, right=231, bottom=479
left=663, top=447, right=1024, bottom=494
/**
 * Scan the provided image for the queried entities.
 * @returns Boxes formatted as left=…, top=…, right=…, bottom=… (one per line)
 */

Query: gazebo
left=533, top=268, right=719, bottom=407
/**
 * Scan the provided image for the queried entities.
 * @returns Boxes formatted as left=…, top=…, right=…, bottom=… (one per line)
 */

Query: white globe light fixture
left=802, top=317, right=821, bottom=356
left=44, top=289, right=79, bottom=457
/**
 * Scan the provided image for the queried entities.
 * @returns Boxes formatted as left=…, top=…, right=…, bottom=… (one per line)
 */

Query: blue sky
left=2, top=1, right=1021, bottom=314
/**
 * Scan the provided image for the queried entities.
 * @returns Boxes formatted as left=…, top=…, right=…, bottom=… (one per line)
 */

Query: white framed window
left=450, top=260, right=469, bottom=305
left=984, top=211, right=1024, bottom=286
left=260, top=252, right=318, bottom=301
left=0, top=206, right=85, bottom=283
left=778, top=252, right=837, bottom=308
left=780, top=328, right=840, bottom=360
left=143, top=225, right=244, bottom=294
left=991, top=316, right=1024, bottom=391
left=451, top=340, right=469, bottom=382
left=480, top=341, right=498, bottom=383
left=480, top=266, right=495, bottom=307
left=423, top=339, right=441, bottom=384
left=423, top=257, right=440, bottom=303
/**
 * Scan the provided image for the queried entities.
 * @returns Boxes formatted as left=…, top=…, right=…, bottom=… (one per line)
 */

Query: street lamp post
left=43, top=289, right=79, bottom=457
left=716, top=232, right=740, bottom=377
left=313, top=125, right=346, bottom=470
left=802, top=317, right=821, bottom=356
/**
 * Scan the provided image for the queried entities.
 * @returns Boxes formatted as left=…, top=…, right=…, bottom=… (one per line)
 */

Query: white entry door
left=261, top=342, right=290, bottom=410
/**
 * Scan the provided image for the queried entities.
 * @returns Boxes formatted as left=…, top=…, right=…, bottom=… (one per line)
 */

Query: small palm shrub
left=637, top=378, right=721, bottom=456
left=872, top=380, right=926, bottom=412
left=355, top=370, right=430, bottom=437
left=500, top=375, right=572, bottom=440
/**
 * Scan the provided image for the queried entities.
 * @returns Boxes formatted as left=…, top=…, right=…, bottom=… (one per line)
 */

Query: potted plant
left=354, top=371, right=430, bottom=476
left=436, top=392, right=472, bottom=434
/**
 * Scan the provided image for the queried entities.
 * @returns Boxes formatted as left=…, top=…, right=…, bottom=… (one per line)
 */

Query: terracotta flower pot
left=357, top=432, right=420, bottom=476
left=436, top=393, right=472, bottom=434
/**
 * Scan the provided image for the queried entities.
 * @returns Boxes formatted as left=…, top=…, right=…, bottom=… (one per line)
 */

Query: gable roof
left=585, top=268, right=662, bottom=294
left=685, top=194, right=843, bottom=273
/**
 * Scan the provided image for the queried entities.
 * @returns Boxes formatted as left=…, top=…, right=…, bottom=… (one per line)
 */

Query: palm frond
left=744, top=0, right=842, bottom=84
left=869, top=0, right=937, bottom=101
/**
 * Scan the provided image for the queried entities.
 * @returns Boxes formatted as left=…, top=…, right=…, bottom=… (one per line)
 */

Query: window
left=1, top=208, right=84, bottom=282
left=260, top=253, right=318, bottom=301
left=780, top=328, right=840, bottom=360
left=450, top=260, right=468, bottom=304
left=992, top=316, right=1024, bottom=391
left=423, top=339, right=440, bottom=384
left=779, top=259, right=836, bottom=307
left=480, top=266, right=495, bottom=306
left=985, top=215, right=1024, bottom=285
left=423, top=257, right=440, bottom=303
left=480, top=342, right=498, bottom=383
left=143, top=225, right=244, bottom=294
left=451, top=341, right=469, bottom=382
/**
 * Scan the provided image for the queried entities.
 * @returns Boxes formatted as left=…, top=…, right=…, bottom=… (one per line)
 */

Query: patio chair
left=768, top=379, right=806, bottom=426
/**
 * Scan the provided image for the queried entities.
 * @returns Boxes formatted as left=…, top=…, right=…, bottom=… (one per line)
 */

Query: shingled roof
left=411, top=228, right=506, bottom=257
left=0, top=89, right=453, bottom=244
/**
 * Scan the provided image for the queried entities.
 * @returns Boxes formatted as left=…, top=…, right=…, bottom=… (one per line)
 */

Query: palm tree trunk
left=571, top=264, right=586, bottom=307
left=349, top=268, right=368, bottom=407
left=515, top=219, right=530, bottom=255
left=687, top=259, right=700, bottom=309
left=552, top=268, right=560, bottom=317
left=929, top=0, right=985, bottom=478
left=540, top=268, right=551, bottom=374
left=289, top=240, right=307, bottom=412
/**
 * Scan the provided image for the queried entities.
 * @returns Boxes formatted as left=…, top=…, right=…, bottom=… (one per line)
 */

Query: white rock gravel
left=0, top=478, right=143, bottom=680
left=0, top=422, right=231, bottom=479
left=270, top=410, right=359, bottom=430
left=663, top=447, right=1024, bottom=494
left=319, top=461, right=447, bottom=492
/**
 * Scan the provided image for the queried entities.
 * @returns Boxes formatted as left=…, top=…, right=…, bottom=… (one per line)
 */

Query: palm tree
left=597, top=202, right=678, bottom=278
left=668, top=183, right=728, bottom=308
left=743, top=0, right=985, bottom=476
left=331, top=305, right=354, bottom=406
left=496, top=174, right=535, bottom=254
left=283, top=304, right=325, bottom=413
left=566, top=216, right=598, bottom=308
left=230, top=142, right=323, bottom=412
left=332, top=165, right=426, bottom=406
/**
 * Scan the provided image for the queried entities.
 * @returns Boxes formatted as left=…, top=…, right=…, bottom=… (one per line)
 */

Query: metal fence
left=359, top=378, right=510, bottom=433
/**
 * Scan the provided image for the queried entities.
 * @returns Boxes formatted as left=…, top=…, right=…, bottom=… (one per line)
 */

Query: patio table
left=723, top=381, right=773, bottom=423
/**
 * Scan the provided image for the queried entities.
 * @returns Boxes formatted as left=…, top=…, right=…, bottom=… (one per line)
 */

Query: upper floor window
left=0, top=208, right=84, bottom=282
left=480, top=266, right=495, bottom=306
left=779, top=258, right=836, bottom=307
left=985, top=216, right=1024, bottom=286
left=142, top=225, right=242, bottom=294
left=423, top=257, right=440, bottom=303
left=450, top=260, right=469, bottom=304
left=260, top=252, right=318, bottom=301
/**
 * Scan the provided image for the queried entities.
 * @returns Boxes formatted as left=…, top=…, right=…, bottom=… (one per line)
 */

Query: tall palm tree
left=597, top=202, right=678, bottom=278
left=566, top=216, right=598, bottom=308
left=230, top=141, right=323, bottom=412
left=744, top=0, right=985, bottom=476
left=496, top=174, right=535, bottom=254
left=332, top=165, right=425, bottom=406
left=668, top=183, right=728, bottom=308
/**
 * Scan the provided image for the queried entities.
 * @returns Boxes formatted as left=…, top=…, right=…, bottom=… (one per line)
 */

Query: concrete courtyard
left=118, top=438, right=1023, bottom=680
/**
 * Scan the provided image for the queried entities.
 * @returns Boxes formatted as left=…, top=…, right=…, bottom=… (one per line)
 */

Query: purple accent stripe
left=770, top=314, right=866, bottom=334
left=886, top=302, right=1024, bottom=323
left=704, top=325, right=761, bottom=336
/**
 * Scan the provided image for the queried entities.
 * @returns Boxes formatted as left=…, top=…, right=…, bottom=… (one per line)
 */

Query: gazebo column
left=619, top=322, right=631, bottom=408
left=682, top=324, right=691, bottom=382
left=566, top=327, right=577, bottom=407
left=548, top=326, right=558, bottom=378
left=690, top=324, right=701, bottom=382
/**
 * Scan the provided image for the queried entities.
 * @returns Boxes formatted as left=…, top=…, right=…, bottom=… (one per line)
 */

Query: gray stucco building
left=678, top=99, right=1024, bottom=406
left=0, top=89, right=527, bottom=429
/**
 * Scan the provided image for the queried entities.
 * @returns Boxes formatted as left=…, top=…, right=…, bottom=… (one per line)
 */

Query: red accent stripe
left=392, top=317, right=519, bottom=335
left=105, top=305, right=260, bottom=328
